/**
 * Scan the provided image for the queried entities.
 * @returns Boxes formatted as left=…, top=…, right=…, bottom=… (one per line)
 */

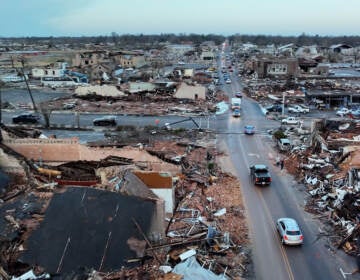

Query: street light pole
left=282, top=92, right=285, bottom=116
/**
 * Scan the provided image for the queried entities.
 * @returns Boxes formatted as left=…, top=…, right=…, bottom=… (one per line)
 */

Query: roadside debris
left=278, top=118, right=360, bottom=263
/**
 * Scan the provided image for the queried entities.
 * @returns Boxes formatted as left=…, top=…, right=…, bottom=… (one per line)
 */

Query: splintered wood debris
left=0, top=135, right=250, bottom=279
left=279, top=119, right=360, bottom=266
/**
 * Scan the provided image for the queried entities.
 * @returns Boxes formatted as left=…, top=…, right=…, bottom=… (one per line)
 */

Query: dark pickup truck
left=250, top=164, right=272, bottom=185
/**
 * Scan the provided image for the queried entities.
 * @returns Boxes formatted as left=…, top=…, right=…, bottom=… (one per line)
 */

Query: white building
left=32, top=62, right=67, bottom=79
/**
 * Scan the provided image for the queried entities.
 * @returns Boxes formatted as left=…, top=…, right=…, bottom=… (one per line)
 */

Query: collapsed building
left=278, top=118, right=360, bottom=261
left=39, top=79, right=225, bottom=117
left=0, top=126, right=251, bottom=279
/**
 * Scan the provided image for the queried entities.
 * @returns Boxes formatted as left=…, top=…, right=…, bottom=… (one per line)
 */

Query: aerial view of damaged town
left=1, top=1, right=360, bottom=279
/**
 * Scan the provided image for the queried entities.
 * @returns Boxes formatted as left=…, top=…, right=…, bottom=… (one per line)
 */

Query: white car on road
left=281, top=117, right=300, bottom=125
left=276, top=217, right=303, bottom=245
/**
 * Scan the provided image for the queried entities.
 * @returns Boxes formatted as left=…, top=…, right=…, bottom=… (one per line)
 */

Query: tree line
left=229, top=33, right=360, bottom=47
left=1, top=33, right=360, bottom=49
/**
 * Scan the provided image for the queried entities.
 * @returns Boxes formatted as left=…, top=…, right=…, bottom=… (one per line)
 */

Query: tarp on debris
left=172, top=256, right=227, bottom=280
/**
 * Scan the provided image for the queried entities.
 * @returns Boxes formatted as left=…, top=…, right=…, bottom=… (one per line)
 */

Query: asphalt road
left=1, top=87, right=221, bottom=130
left=0, top=88, right=72, bottom=105
left=1, top=110, right=218, bottom=130
left=218, top=69, right=359, bottom=279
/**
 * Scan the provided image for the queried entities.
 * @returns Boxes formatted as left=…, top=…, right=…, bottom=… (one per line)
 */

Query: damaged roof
left=19, top=187, right=156, bottom=274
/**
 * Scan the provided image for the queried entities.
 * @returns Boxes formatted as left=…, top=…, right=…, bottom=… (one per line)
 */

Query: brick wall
left=3, top=138, right=80, bottom=162
left=3, top=139, right=181, bottom=174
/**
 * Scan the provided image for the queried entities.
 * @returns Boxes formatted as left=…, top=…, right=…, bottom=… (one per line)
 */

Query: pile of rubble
left=143, top=140, right=251, bottom=279
left=282, top=119, right=360, bottom=258
left=38, top=87, right=228, bottom=117
left=0, top=128, right=250, bottom=279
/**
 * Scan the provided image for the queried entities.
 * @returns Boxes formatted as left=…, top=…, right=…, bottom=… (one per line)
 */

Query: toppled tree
left=273, top=129, right=287, bottom=140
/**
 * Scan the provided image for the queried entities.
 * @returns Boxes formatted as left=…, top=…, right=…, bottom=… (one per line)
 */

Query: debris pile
left=145, top=140, right=251, bottom=278
left=39, top=87, right=227, bottom=116
left=0, top=129, right=251, bottom=279
left=282, top=119, right=360, bottom=259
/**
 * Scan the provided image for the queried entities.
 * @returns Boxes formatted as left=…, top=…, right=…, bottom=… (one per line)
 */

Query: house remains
left=0, top=125, right=251, bottom=279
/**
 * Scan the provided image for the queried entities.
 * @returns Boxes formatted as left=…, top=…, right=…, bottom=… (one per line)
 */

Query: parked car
left=265, top=104, right=282, bottom=113
left=349, top=109, right=360, bottom=119
left=336, top=107, right=350, bottom=117
left=249, top=164, right=271, bottom=185
left=244, top=125, right=255, bottom=135
left=298, top=104, right=310, bottom=112
left=281, top=117, right=299, bottom=125
left=63, top=102, right=76, bottom=110
left=12, top=113, right=40, bottom=124
left=232, top=108, right=241, bottom=117
left=287, top=106, right=300, bottom=114
left=93, top=116, right=117, bottom=126
left=225, top=79, right=232, bottom=84
left=288, top=105, right=309, bottom=114
left=276, top=218, right=303, bottom=246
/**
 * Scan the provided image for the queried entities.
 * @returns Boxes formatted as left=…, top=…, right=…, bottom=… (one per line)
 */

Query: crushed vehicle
left=250, top=164, right=272, bottom=185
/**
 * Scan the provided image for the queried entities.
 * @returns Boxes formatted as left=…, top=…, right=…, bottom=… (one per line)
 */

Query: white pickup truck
left=281, top=116, right=300, bottom=125
left=288, top=105, right=310, bottom=114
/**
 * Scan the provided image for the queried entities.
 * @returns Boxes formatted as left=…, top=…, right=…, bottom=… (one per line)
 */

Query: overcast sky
left=1, top=0, right=359, bottom=37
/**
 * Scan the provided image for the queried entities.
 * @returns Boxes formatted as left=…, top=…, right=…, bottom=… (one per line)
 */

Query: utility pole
left=19, top=58, right=37, bottom=112
left=0, top=81, right=3, bottom=124
left=0, top=81, right=4, bottom=142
